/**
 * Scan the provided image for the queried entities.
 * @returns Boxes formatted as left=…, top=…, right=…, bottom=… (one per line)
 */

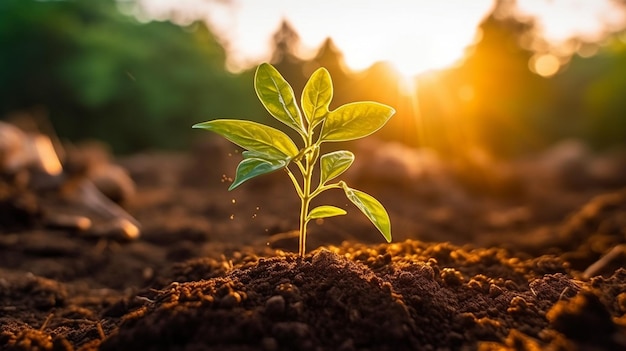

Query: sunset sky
left=136, top=0, right=626, bottom=76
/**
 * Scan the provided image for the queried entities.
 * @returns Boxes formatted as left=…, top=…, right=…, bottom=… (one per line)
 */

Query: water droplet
left=231, top=199, right=236, bottom=204
left=229, top=214, right=235, bottom=220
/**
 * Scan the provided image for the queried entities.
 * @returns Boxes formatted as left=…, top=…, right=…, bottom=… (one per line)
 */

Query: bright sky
left=136, top=0, right=626, bottom=76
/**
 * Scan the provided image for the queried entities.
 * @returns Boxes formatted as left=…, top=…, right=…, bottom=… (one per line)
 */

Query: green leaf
left=255, top=63, right=305, bottom=135
left=229, top=157, right=287, bottom=190
left=193, top=119, right=299, bottom=159
left=242, top=150, right=286, bottom=162
left=320, top=102, right=395, bottom=142
left=307, top=205, right=347, bottom=221
left=301, top=67, right=332, bottom=128
left=342, top=184, right=391, bottom=242
left=320, top=150, right=354, bottom=185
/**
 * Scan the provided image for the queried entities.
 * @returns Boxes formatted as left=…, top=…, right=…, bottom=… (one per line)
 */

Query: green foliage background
left=1, top=0, right=625, bottom=156
left=0, top=0, right=256, bottom=153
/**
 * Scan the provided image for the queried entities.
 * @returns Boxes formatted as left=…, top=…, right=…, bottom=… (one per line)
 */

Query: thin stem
left=298, top=193, right=310, bottom=257
left=294, top=158, right=306, bottom=175
left=298, top=147, right=315, bottom=257
left=285, top=167, right=303, bottom=199
left=310, top=182, right=342, bottom=199
left=298, top=128, right=308, bottom=146
left=297, top=120, right=321, bottom=257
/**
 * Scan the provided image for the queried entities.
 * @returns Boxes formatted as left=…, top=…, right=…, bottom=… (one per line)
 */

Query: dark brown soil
left=2, top=137, right=626, bottom=350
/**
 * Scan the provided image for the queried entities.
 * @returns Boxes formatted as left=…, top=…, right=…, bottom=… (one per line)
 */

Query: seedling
left=193, top=63, right=395, bottom=256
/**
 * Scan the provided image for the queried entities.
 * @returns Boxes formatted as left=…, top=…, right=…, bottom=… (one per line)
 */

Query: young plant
left=193, top=63, right=395, bottom=256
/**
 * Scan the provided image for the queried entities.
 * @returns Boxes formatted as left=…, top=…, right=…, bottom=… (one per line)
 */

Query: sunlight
left=138, top=0, right=494, bottom=76
left=140, top=0, right=624, bottom=76
left=517, top=0, right=626, bottom=43
left=316, top=1, right=493, bottom=76
left=529, top=53, right=560, bottom=77
left=378, top=61, right=419, bottom=95
left=137, top=0, right=626, bottom=77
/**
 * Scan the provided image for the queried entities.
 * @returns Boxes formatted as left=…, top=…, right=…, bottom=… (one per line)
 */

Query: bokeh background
left=2, top=0, right=626, bottom=159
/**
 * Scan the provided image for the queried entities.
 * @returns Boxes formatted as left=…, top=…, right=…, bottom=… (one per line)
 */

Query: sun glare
left=138, top=0, right=626, bottom=77
left=529, top=53, right=560, bottom=77
left=138, top=0, right=494, bottom=76
left=382, top=62, right=418, bottom=96
left=307, top=1, right=494, bottom=77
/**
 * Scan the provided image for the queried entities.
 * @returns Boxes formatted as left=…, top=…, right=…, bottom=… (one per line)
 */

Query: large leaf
left=193, top=119, right=299, bottom=159
left=307, top=205, right=347, bottom=221
left=320, top=102, right=395, bottom=142
left=255, top=63, right=305, bottom=135
left=342, top=184, right=391, bottom=242
left=320, top=150, right=354, bottom=185
left=229, top=157, right=287, bottom=190
left=301, top=67, right=332, bottom=128
left=242, top=150, right=287, bottom=162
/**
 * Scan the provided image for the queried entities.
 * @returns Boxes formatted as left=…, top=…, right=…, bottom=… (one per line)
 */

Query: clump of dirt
left=93, top=243, right=626, bottom=350
left=2, top=129, right=626, bottom=350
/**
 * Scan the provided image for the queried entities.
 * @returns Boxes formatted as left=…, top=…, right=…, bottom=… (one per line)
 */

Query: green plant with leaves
left=193, top=63, right=395, bottom=256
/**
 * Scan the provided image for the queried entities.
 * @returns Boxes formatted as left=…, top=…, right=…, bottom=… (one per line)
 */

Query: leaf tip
left=315, top=66, right=331, bottom=76
left=383, top=230, right=392, bottom=243
left=192, top=121, right=214, bottom=130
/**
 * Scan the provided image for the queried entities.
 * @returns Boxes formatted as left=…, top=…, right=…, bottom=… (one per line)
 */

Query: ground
left=1, top=136, right=626, bottom=350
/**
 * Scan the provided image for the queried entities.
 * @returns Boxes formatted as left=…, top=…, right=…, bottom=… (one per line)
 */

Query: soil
left=1, top=136, right=626, bottom=351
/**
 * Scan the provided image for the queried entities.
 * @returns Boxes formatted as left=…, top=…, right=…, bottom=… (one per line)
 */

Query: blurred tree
left=0, top=0, right=75, bottom=114
left=441, top=0, right=550, bottom=157
left=4, top=0, right=622, bottom=156
left=430, top=0, right=626, bottom=157
left=350, top=61, right=417, bottom=146
left=265, top=0, right=626, bottom=158
left=556, top=36, right=626, bottom=150
left=270, top=20, right=307, bottom=95
left=0, top=0, right=254, bottom=153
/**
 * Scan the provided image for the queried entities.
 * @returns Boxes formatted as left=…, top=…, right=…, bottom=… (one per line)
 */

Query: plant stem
left=298, top=150, right=314, bottom=257
left=298, top=193, right=310, bottom=257
left=297, top=125, right=319, bottom=257
left=285, top=167, right=304, bottom=199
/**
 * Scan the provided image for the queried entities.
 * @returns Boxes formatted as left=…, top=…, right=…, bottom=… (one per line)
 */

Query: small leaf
left=255, top=63, right=305, bottom=135
left=320, top=150, right=354, bottom=185
left=229, top=157, right=287, bottom=190
left=193, top=119, right=299, bottom=159
left=301, top=67, right=333, bottom=128
left=307, top=205, right=347, bottom=221
left=320, top=102, right=395, bottom=142
left=342, top=184, right=391, bottom=242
